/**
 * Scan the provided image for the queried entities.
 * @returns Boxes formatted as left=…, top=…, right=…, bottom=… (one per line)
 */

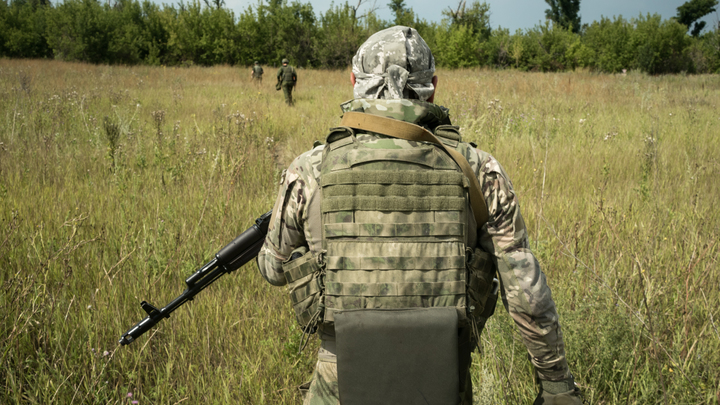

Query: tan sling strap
left=340, top=111, right=489, bottom=227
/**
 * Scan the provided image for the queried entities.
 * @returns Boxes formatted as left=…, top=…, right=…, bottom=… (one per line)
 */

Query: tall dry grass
left=1, top=59, right=718, bottom=404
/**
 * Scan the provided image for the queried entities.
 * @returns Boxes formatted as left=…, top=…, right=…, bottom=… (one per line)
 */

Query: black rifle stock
left=119, top=211, right=272, bottom=346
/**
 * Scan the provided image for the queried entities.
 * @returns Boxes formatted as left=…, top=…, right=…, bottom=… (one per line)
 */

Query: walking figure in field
left=277, top=58, right=297, bottom=106
left=258, top=26, right=582, bottom=405
left=250, top=61, right=263, bottom=84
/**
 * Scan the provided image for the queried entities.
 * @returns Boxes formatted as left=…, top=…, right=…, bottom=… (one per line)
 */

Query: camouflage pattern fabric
left=282, top=83, right=294, bottom=106
left=277, top=65, right=297, bottom=84
left=258, top=98, right=572, bottom=389
left=251, top=64, right=263, bottom=79
left=303, top=356, right=340, bottom=405
left=352, top=26, right=435, bottom=101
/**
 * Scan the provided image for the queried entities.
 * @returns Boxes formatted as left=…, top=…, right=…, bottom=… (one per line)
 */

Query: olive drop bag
left=334, top=307, right=459, bottom=405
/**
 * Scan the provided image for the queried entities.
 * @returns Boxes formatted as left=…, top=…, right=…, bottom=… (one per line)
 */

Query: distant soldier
left=276, top=58, right=297, bottom=106
left=250, top=61, right=263, bottom=83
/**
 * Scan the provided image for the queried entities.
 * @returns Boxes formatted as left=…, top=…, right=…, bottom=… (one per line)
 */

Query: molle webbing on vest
left=327, top=256, right=465, bottom=270
left=331, top=147, right=458, bottom=171
left=282, top=247, right=325, bottom=329
left=289, top=280, right=323, bottom=303
left=322, top=170, right=467, bottom=213
left=322, top=170, right=466, bottom=186
left=325, top=281, right=465, bottom=296
left=320, top=135, right=470, bottom=323
left=322, top=196, right=466, bottom=212
left=324, top=222, right=464, bottom=238
left=323, top=184, right=465, bottom=198
left=340, top=111, right=489, bottom=227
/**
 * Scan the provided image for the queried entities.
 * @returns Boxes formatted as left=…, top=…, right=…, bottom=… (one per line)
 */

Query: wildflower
left=132, top=401, right=138, bottom=404
left=127, top=392, right=133, bottom=397
left=103, top=350, right=110, bottom=356
left=579, top=119, right=586, bottom=124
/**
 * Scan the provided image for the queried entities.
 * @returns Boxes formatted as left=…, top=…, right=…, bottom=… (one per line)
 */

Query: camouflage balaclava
left=352, top=26, right=435, bottom=101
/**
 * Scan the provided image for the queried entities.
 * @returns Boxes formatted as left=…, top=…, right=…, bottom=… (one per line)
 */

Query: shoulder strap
left=340, top=111, right=489, bottom=227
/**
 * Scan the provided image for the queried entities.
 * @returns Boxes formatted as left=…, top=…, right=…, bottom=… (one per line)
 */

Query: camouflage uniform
left=251, top=62, right=263, bottom=83
left=258, top=26, right=577, bottom=405
left=277, top=59, right=297, bottom=105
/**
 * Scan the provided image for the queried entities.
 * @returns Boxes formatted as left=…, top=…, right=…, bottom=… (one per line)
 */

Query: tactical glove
left=533, top=375, right=583, bottom=405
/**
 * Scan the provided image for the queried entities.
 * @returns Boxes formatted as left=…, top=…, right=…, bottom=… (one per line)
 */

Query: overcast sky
left=219, top=0, right=720, bottom=33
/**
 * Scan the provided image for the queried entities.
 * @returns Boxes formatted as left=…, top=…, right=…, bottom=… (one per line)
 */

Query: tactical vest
left=278, top=65, right=296, bottom=83
left=319, top=125, right=475, bottom=323
left=282, top=123, right=498, bottom=333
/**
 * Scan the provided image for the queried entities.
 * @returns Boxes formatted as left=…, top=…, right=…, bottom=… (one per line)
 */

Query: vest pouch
left=334, top=307, right=460, bottom=405
left=466, top=247, right=496, bottom=318
left=282, top=247, right=325, bottom=331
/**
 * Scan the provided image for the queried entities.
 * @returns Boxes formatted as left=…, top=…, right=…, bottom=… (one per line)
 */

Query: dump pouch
left=466, top=247, right=496, bottom=318
left=334, top=307, right=460, bottom=405
left=282, top=246, right=325, bottom=331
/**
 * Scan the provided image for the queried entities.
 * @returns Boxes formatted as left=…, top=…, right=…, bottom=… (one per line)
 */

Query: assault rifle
left=118, top=211, right=272, bottom=346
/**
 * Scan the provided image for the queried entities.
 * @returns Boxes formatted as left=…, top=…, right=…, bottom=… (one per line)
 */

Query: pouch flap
left=434, top=125, right=462, bottom=147
left=335, top=307, right=459, bottom=405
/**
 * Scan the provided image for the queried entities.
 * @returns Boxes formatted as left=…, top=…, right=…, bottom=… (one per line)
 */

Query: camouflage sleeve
left=468, top=147, right=570, bottom=382
left=257, top=153, right=313, bottom=287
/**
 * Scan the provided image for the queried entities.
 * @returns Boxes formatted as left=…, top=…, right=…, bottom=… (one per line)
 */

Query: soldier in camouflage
left=258, top=26, right=582, bottom=405
left=277, top=58, right=297, bottom=106
left=250, top=61, right=264, bottom=83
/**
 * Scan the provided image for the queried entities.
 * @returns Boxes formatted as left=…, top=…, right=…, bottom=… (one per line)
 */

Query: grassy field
left=0, top=59, right=718, bottom=404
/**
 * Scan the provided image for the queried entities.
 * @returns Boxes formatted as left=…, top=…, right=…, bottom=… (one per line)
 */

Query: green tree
left=315, top=2, right=364, bottom=68
left=434, top=21, right=480, bottom=68
left=387, top=0, right=414, bottom=27
left=544, top=0, right=581, bottom=33
left=45, top=0, right=112, bottom=63
left=632, top=13, right=691, bottom=74
left=582, top=16, right=634, bottom=73
left=442, top=0, right=491, bottom=39
left=236, top=0, right=317, bottom=67
left=676, top=0, right=718, bottom=37
left=477, top=27, right=511, bottom=67
left=0, top=0, right=52, bottom=58
left=165, top=0, right=240, bottom=65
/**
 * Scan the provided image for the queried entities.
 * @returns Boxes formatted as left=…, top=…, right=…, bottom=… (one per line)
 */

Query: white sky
left=217, top=0, right=720, bottom=33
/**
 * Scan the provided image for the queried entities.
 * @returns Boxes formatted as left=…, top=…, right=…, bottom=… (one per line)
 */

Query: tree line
left=1, top=0, right=719, bottom=74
